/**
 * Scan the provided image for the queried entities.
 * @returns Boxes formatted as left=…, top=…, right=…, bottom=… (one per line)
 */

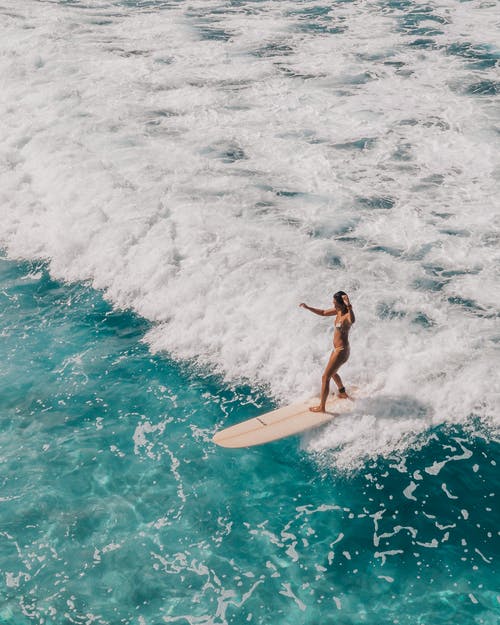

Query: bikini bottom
left=333, top=346, right=350, bottom=361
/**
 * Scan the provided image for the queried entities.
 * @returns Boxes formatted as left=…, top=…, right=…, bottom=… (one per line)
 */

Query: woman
left=300, top=291, right=355, bottom=412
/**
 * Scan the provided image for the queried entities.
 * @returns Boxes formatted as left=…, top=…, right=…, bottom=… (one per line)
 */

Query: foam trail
left=1, top=0, right=499, bottom=464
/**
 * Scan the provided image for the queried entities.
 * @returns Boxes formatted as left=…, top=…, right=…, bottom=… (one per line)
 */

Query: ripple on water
left=465, top=80, right=500, bottom=96
left=201, top=141, right=247, bottom=163
left=251, top=42, right=295, bottom=58
left=357, top=195, right=396, bottom=210
left=333, top=137, right=378, bottom=151
left=447, top=42, right=500, bottom=70
left=287, top=4, right=348, bottom=35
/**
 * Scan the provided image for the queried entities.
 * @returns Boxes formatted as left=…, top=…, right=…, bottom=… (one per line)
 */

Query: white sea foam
left=1, top=0, right=499, bottom=466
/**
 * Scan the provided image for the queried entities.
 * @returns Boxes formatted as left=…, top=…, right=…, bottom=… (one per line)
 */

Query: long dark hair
left=333, top=291, right=348, bottom=314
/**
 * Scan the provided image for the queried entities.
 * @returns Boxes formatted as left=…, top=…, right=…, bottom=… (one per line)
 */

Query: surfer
left=300, top=291, right=355, bottom=412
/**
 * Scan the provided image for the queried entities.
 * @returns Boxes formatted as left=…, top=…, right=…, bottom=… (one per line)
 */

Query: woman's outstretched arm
left=299, top=303, right=337, bottom=316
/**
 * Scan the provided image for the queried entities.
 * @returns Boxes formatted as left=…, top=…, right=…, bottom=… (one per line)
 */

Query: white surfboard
left=212, top=393, right=355, bottom=448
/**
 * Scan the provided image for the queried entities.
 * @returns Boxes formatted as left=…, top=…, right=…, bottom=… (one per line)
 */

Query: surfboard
left=212, top=394, right=355, bottom=448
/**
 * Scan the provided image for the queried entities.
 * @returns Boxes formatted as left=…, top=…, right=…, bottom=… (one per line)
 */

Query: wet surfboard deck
left=212, top=393, right=355, bottom=448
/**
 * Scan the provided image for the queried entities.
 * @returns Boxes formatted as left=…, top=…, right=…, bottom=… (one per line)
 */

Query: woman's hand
left=299, top=303, right=308, bottom=309
left=342, top=294, right=350, bottom=307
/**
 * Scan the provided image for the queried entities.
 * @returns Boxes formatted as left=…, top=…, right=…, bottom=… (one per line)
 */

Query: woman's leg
left=332, top=347, right=350, bottom=398
left=310, top=350, right=344, bottom=412
left=332, top=372, right=348, bottom=398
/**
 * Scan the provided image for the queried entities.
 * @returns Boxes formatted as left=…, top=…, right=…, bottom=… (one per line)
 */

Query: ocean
left=0, top=0, right=498, bottom=623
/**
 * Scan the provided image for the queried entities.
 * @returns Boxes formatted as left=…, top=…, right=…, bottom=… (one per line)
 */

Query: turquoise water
left=1, top=257, right=498, bottom=624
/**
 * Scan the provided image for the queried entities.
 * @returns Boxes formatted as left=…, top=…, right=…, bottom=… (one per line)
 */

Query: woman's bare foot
left=338, top=391, right=349, bottom=399
left=309, top=405, right=326, bottom=413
